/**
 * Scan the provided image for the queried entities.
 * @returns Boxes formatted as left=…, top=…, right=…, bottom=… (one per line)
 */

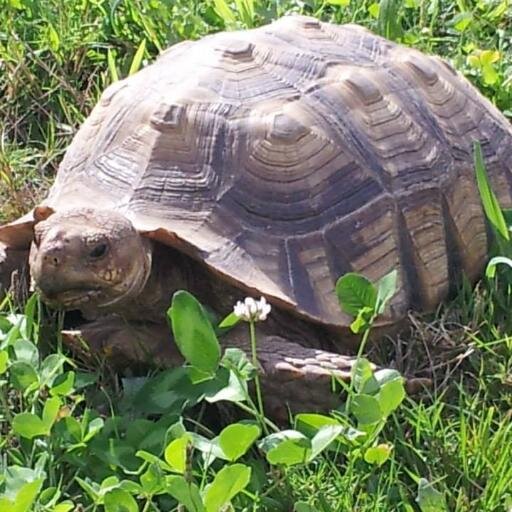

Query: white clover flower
left=233, top=296, right=271, bottom=322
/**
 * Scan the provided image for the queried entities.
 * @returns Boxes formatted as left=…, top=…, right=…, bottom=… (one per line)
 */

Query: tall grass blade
left=473, top=140, right=509, bottom=242
left=129, top=39, right=146, bottom=76
left=235, top=0, right=255, bottom=27
left=107, top=49, right=119, bottom=83
left=213, top=0, right=237, bottom=26
left=378, top=0, right=403, bottom=40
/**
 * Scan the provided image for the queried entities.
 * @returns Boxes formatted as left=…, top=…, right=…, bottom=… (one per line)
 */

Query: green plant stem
left=346, top=313, right=376, bottom=409
left=235, top=400, right=278, bottom=433
left=142, top=498, right=153, bottom=512
left=249, top=320, right=266, bottom=431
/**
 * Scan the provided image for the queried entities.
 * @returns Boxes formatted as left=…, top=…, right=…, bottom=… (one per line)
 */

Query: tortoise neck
left=120, top=243, right=190, bottom=321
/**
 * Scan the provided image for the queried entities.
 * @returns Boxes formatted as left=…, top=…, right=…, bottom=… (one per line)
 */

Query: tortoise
left=1, top=15, right=512, bottom=414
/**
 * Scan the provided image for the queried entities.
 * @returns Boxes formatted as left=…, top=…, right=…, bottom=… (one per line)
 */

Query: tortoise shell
left=41, top=15, right=512, bottom=329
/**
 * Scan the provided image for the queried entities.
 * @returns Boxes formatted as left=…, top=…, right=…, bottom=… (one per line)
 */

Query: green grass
left=1, top=0, right=512, bottom=510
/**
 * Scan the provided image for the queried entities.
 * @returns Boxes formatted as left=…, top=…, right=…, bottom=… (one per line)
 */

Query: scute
left=43, top=15, right=512, bottom=329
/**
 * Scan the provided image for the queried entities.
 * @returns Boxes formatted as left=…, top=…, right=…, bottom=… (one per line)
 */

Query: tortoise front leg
left=63, top=318, right=356, bottom=417
left=61, top=316, right=183, bottom=368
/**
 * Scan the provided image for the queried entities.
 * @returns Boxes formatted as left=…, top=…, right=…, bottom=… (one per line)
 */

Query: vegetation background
left=0, top=0, right=511, bottom=511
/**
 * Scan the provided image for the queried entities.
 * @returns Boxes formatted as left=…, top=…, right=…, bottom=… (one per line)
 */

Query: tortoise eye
left=89, top=243, right=108, bottom=259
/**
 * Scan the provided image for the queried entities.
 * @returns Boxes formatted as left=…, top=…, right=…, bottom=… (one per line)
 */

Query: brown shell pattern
left=44, top=15, right=512, bottom=328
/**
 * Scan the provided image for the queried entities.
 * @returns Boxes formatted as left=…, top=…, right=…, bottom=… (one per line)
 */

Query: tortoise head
left=29, top=207, right=152, bottom=310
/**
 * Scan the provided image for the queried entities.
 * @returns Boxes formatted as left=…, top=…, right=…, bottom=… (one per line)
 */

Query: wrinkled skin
left=1, top=207, right=364, bottom=417
left=30, top=209, right=152, bottom=313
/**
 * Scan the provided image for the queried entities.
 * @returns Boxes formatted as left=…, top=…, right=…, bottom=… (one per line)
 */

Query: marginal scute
left=398, top=52, right=439, bottom=86
left=99, top=80, right=128, bottom=106
left=436, top=56, right=458, bottom=76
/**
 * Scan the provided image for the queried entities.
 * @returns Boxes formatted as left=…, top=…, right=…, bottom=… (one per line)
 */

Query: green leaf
left=218, top=312, right=241, bottom=330
left=364, top=443, right=392, bottom=466
left=219, top=423, right=260, bottom=461
left=40, top=353, right=66, bottom=385
left=350, top=306, right=374, bottom=334
left=12, top=413, right=47, bottom=439
left=0, top=350, right=8, bottom=374
left=327, top=0, right=350, bottom=5
left=336, top=273, right=377, bottom=317
left=482, top=63, right=498, bottom=85
left=352, top=358, right=378, bottom=394
left=107, top=49, right=119, bottom=82
left=374, top=368, right=402, bottom=386
left=100, top=476, right=121, bottom=494
left=53, top=501, right=75, bottom=512
left=453, top=12, right=472, bottom=31
left=376, top=270, right=398, bottom=314
left=0, top=498, right=14, bottom=509
left=164, top=434, right=191, bottom=474
left=295, top=413, right=340, bottom=434
left=221, top=348, right=256, bottom=380
left=128, top=39, right=146, bottom=76
left=4, top=466, right=43, bottom=500
left=9, top=362, right=39, bottom=391
left=42, top=396, right=61, bottom=431
left=204, top=368, right=247, bottom=404
left=260, top=430, right=312, bottom=466
left=83, top=417, right=104, bottom=442
left=376, top=377, right=405, bottom=416
left=165, top=476, right=204, bottom=512
left=474, top=141, right=509, bottom=241
left=309, top=425, right=344, bottom=460
left=486, top=256, right=512, bottom=278
left=12, top=479, right=44, bottom=512
left=203, top=464, right=251, bottom=512
left=467, top=54, right=481, bottom=69
left=349, top=394, right=383, bottom=424
left=12, top=338, right=38, bottom=366
left=104, top=489, right=139, bottom=512
left=416, top=478, right=447, bottom=512
left=136, top=450, right=173, bottom=472
left=8, top=0, right=24, bottom=9
left=368, top=2, right=380, bottom=18
left=189, top=433, right=228, bottom=467
left=58, top=416, right=81, bottom=443
left=480, top=50, right=500, bottom=65
left=76, top=478, right=100, bottom=503
left=50, top=371, right=75, bottom=396
left=169, top=291, right=220, bottom=375
left=140, top=464, right=165, bottom=496
left=188, top=366, right=215, bottom=384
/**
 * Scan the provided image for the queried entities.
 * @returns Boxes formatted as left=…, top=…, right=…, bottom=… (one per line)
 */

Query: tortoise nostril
left=43, top=252, right=62, bottom=267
